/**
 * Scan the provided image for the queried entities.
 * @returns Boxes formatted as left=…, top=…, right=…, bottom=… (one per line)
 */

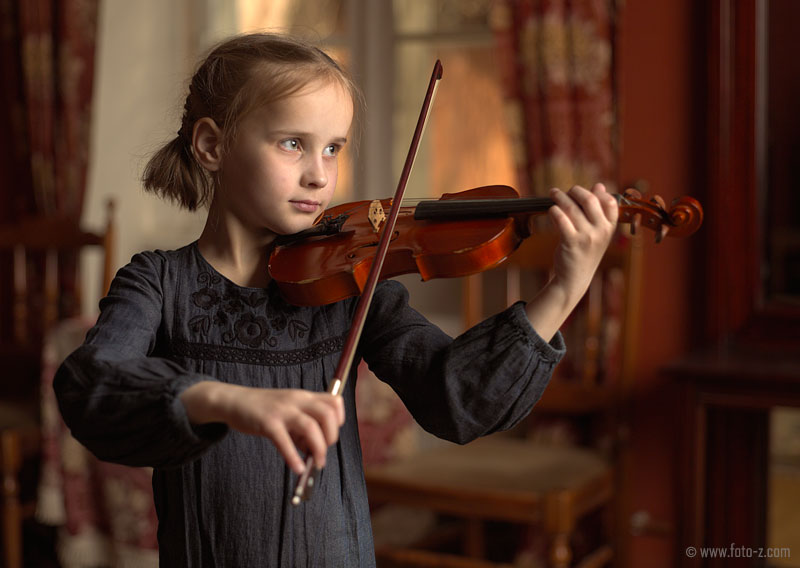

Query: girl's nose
left=301, top=156, right=328, bottom=189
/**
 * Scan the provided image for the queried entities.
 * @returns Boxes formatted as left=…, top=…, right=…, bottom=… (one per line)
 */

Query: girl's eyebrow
left=271, top=130, right=348, bottom=145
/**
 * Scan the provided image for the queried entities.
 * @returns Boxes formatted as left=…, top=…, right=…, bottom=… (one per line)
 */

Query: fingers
left=548, top=189, right=579, bottom=238
left=286, top=392, right=345, bottom=470
left=298, top=393, right=345, bottom=461
left=288, top=412, right=330, bottom=469
left=548, top=183, right=618, bottom=238
left=263, top=410, right=329, bottom=474
left=269, top=423, right=307, bottom=475
left=591, top=183, right=619, bottom=226
left=225, top=387, right=345, bottom=474
left=538, top=183, right=619, bottom=311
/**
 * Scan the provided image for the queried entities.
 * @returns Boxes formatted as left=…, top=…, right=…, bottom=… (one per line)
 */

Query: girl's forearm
left=524, top=278, right=580, bottom=344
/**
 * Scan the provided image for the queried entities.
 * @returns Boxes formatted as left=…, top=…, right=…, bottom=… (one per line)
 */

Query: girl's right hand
left=180, top=381, right=345, bottom=474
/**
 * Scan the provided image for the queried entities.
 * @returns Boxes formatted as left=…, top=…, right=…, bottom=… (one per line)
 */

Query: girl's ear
left=192, top=117, right=223, bottom=172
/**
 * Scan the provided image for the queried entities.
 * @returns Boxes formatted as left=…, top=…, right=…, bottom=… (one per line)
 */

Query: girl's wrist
left=546, top=275, right=586, bottom=313
left=524, top=278, right=582, bottom=343
left=180, top=380, right=235, bottom=425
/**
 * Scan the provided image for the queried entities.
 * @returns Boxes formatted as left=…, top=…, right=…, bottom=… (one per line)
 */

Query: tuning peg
left=623, top=188, right=642, bottom=200
left=650, top=195, right=666, bottom=209
left=655, top=224, right=670, bottom=243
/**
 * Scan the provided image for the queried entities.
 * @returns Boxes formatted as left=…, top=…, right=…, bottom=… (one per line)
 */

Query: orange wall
left=617, top=1, right=703, bottom=566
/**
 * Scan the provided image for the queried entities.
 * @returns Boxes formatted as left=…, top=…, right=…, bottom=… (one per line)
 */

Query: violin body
left=269, top=186, right=525, bottom=306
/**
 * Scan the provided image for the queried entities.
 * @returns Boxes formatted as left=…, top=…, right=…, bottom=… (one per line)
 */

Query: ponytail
left=141, top=134, right=213, bottom=211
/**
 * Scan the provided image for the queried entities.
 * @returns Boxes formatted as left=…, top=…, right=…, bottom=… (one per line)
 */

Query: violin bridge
left=368, top=200, right=387, bottom=233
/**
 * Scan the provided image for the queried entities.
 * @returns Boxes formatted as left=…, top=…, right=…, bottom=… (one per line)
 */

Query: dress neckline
left=190, top=241, right=276, bottom=295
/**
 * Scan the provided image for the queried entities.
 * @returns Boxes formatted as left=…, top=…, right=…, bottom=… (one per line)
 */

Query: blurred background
left=1, top=1, right=799, bottom=567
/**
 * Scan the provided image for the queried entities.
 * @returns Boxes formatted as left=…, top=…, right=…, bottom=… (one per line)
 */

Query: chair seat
left=366, top=436, right=612, bottom=523
left=0, top=402, right=38, bottom=428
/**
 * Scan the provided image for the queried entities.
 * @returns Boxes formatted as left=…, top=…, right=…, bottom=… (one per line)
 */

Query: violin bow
left=292, top=60, right=444, bottom=505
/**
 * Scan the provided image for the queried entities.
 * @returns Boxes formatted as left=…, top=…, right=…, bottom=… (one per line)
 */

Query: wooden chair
left=0, top=203, right=114, bottom=568
left=365, top=231, right=642, bottom=568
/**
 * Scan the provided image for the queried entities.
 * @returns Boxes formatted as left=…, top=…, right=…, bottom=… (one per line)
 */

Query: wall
left=80, top=1, right=230, bottom=314
left=617, top=1, right=703, bottom=566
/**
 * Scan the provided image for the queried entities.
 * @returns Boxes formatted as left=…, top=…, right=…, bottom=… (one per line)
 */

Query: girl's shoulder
left=124, top=242, right=197, bottom=271
left=110, top=242, right=201, bottom=294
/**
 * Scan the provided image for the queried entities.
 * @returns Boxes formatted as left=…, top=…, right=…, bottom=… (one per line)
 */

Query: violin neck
left=413, top=196, right=555, bottom=221
left=413, top=194, right=626, bottom=221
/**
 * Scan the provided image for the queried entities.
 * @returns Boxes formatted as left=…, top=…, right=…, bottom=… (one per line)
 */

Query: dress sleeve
left=53, top=252, right=227, bottom=468
left=360, top=280, right=565, bottom=444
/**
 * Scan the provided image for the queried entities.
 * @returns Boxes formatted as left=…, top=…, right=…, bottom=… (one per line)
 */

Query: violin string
left=339, top=196, right=562, bottom=207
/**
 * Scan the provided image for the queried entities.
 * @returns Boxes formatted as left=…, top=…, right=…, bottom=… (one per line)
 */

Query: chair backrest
left=0, top=201, right=114, bottom=398
left=463, top=230, right=642, bottom=419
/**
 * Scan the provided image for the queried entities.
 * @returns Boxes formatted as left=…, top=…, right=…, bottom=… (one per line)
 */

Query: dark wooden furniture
left=0, top=203, right=114, bottom=568
left=671, top=0, right=800, bottom=565
left=366, top=232, right=642, bottom=568
left=672, top=351, right=800, bottom=567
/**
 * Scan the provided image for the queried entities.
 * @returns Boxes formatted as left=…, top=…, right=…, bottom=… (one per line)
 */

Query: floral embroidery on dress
left=188, top=314, right=211, bottom=335
left=191, top=287, right=220, bottom=309
left=190, top=271, right=304, bottom=348
left=232, top=313, right=272, bottom=347
left=288, top=320, right=309, bottom=340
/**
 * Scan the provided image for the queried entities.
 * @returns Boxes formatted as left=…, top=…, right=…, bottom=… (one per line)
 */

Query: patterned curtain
left=0, top=0, right=99, bottom=219
left=492, top=0, right=618, bottom=197
left=0, top=0, right=99, bottom=338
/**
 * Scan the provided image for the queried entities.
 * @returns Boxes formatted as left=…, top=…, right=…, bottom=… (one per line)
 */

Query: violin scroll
left=618, top=188, right=704, bottom=243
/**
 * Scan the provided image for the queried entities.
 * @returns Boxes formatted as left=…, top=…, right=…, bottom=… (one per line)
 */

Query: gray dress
left=54, top=242, right=565, bottom=567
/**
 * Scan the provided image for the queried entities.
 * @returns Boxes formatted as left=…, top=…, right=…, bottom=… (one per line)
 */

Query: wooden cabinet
left=674, top=0, right=800, bottom=565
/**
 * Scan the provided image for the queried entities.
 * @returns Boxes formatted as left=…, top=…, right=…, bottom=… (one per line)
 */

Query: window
left=392, top=0, right=517, bottom=200
left=235, top=0, right=517, bottom=205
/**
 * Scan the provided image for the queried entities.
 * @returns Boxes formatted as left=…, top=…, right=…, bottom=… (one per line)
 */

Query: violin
left=269, top=184, right=704, bottom=307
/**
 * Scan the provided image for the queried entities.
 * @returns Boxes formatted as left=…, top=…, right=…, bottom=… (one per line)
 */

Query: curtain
left=491, top=3, right=620, bottom=562
left=0, top=0, right=99, bottom=219
left=0, top=0, right=99, bottom=334
left=492, top=0, right=618, bottom=197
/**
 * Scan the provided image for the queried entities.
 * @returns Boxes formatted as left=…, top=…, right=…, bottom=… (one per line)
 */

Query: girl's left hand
left=545, top=183, right=619, bottom=305
left=523, top=183, right=618, bottom=342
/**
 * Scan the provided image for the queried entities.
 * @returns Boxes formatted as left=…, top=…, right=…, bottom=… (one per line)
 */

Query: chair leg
left=545, top=490, right=575, bottom=568
left=549, top=533, right=572, bottom=568
left=1, top=429, right=23, bottom=568
left=464, top=518, right=485, bottom=557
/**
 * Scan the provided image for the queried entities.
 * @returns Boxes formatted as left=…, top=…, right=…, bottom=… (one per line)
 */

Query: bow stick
left=291, top=60, right=444, bottom=505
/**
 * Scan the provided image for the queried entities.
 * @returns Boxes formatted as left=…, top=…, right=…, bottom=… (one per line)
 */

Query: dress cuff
left=507, top=301, right=567, bottom=363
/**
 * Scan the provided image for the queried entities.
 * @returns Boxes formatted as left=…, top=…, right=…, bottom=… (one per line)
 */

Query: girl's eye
left=323, top=144, right=339, bottom=157
left=280, top=139, right=300, bottom=151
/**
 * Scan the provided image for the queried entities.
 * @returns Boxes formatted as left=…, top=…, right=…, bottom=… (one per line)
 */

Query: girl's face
left=215, top=79, right=354, bottom=240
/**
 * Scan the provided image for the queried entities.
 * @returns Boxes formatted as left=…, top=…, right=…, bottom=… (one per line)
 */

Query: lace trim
left=171, top=334, right=345, bottom=367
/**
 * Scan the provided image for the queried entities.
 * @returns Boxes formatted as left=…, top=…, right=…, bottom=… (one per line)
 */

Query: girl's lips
left=290, top=200, right=320, bottom=213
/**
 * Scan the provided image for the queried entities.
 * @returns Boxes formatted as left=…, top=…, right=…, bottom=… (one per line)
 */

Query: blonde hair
left=142, top=33, right=362, bottom=210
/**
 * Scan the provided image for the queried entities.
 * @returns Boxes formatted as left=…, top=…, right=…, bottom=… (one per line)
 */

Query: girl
left=54, top=33, right=618, bottom=566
